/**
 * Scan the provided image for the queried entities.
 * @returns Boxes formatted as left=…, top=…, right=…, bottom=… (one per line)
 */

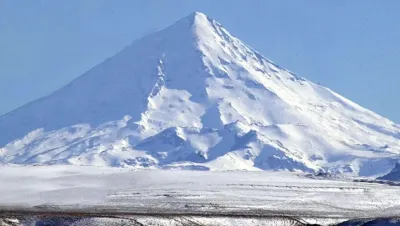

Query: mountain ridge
left=0, top=12, right=399, bottom=176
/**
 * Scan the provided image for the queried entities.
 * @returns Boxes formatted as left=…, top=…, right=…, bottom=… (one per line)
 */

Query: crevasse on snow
left=0, top=12, right=399, bottom=176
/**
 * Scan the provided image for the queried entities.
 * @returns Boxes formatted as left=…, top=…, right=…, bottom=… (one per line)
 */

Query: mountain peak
left=186, top=12, right=208, bottom=21
left=0, top=12, right=399, bottom=175
left=180, top=12, right=211, bottom=27
left=163, top=11, right=216, bottom=40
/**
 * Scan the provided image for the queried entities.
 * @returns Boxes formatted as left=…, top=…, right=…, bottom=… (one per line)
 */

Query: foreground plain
left=0, top=166, right=400, bottom=225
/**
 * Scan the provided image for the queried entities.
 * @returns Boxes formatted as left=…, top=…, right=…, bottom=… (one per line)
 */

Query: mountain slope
left=0, top=12, right=399, bottom=175
left=379, top=162, right=400, bottom=181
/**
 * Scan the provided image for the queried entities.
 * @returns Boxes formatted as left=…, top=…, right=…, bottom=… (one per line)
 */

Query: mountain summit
left=1, top=12, right=399, bottom=175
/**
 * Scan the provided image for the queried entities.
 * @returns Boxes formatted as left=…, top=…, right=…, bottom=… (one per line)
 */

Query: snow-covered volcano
left=1, top=12, right=399, bottom=175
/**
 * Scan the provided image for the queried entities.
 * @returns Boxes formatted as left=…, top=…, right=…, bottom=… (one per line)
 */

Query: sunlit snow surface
left=0, top=12, right=399, bottom=176
left=0, top=166, right=399, bottom=225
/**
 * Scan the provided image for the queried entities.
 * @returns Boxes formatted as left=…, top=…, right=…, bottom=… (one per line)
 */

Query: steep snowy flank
left=0, top=12, right=399, bottom=176
left=379, top=162, right=400, bottom=181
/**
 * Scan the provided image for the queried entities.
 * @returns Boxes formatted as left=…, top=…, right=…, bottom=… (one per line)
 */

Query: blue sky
left=1, top=0, right=399, bottom=122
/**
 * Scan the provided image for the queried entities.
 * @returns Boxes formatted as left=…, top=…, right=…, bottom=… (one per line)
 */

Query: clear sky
left=1, top=0, right=399, bottom=123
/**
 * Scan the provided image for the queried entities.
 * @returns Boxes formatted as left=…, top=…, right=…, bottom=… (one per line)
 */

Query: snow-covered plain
left=0, top=165, right=400, bottom=225
left=0, top=12, right=399, bottom=175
